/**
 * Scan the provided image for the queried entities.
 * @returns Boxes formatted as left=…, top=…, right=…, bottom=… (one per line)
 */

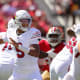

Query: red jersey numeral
left=16, top=48, right=25, bottom=58
left=2, top=42, right=12, bottom=51
left=2, top=42, right=25, bottom=58
left=16, top=43, right=25, bottom=58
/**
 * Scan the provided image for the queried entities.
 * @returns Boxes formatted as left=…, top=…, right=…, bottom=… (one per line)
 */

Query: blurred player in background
left=50, top=24, right=79, bottom=80
left=38, top=26, right=65, bottom=80
left=0, top=23, right=17, bottom=80
left=62, top=24, right=80, bottom=80
left=50, top=27, right=76, bottom=80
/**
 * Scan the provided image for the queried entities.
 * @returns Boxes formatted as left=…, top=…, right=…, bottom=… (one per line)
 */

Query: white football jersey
left=0, top=32, right=17, bottom=80
left=0, top=32, right=17, bottom=64
left=0, top=43, right=17, bottom=64
left=12, top=27, right=41, bottom=79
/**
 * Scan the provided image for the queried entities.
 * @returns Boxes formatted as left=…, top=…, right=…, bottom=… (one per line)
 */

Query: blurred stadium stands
left=0, top=0, right=80, bottom=41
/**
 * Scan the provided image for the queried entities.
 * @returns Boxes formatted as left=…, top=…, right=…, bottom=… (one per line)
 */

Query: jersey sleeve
left=30, top=29, right=41, bottom=44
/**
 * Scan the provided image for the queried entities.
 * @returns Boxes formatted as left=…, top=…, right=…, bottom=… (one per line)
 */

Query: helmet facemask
left=48, top=33, right=62, bottom=47
left=16, top=18, right=32, bottom=30
left=47, top=27, right=62, bottom=47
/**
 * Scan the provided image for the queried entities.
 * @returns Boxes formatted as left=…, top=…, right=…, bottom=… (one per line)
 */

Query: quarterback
left=8, top=10, right=42, bottom=80
left=38, top=27, right=65, bottom=80
left=0, top=10, right=42, bottom=80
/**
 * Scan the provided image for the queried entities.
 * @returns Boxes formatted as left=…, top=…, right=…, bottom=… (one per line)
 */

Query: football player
left=0, top=10, right=42, bottom=80
left=50, top=24, right=80, bottom=80
left=0, top=32, right=17, bottom=80
left=49, top=27, right=76, bottom=80
left=38, top=26, right=65, bottom=80
left=62, top=24, right=80, bottom=80
left=8, top=10, right=42, bottom=80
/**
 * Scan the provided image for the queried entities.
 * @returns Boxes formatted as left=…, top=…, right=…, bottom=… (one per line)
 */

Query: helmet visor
left=48, top=34, right=60, bottom=43
left=48, top=34, right=60, bottom=38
